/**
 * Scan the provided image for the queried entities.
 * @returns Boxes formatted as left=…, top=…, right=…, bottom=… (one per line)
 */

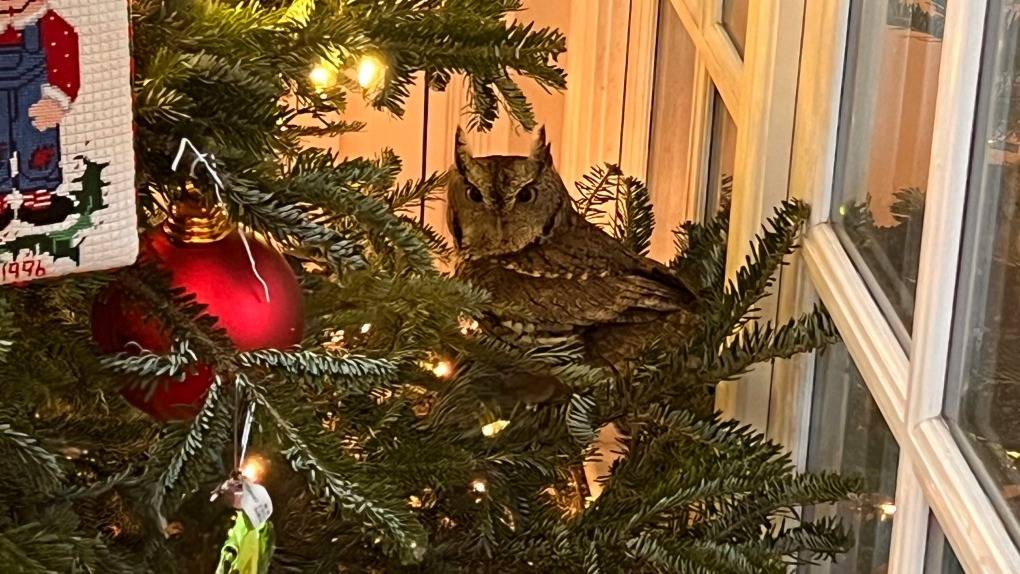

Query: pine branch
left=238, top=374, right=428, bottom=564
left=0, top=423, right=64, bottom=495
left=149, top=376, right=233, bottom=518
left=613, top=176, right=655, bottom=257
left=700, top=306, right=839, bottom=385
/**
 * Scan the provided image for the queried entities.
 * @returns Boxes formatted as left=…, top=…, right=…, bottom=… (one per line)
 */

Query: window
left=786, top=0, right=1020, bottom=570
left=944, top=0, right=1020, bottom=545
left=574, top=0, right=1020, bottom=569
left=704, top=90, right=736, bottom=219
left=721, top=0, right=748, bottom=56
left=800, top=344, right=900, bottom=574
left=829, top=0, right=945, bottom=343
left=645, top=0, right=739, bottom=261
left=647, top=0, right=700, bottom=261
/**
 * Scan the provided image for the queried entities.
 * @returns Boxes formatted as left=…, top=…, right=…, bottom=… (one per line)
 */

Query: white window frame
left=789, top=0, right=1020, bottom=572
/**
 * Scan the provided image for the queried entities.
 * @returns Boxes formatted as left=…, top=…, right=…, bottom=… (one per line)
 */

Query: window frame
left=789, top=0, right=1020, bottom=571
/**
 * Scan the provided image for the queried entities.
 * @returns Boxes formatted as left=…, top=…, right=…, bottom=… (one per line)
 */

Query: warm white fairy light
left=357, top=57, right=383, bottom=89
left=481, top=420, right=510, bottom=437
left=878, top=502, right=897, bottom=521
left=360, top=323, right=372, bottom=334
left=434, top=360, right=453, bottom=378
left=240, top=454, right=267, bottom=483
left=324, top=329, right=346, bottom=351
left=471, top=479, right=487, bottom=494
left=459, top=317, right=480, bottom=336
left=420, top=356, right=453, bottom=378
left=309, top=63, right=334, bottom=88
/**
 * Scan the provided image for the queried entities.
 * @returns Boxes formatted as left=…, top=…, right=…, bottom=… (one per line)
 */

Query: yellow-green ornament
left=216, top=511, right=275, bottom=574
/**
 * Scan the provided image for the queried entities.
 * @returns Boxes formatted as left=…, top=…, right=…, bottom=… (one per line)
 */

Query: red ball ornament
left=92, top=189, right=303, bottom=422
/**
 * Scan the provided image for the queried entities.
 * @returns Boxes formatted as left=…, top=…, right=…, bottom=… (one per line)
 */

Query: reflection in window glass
left=721, top=0, right=748, bottom=56
left=646, top=0, right=698, bottom=263
left=830, top=0, right=945, bottom=342
left=705, top=91, right=737, bottom=221
left=923, top=513, right=964, bottom=574
left=944, top=0, right=1020, bottom=546
left=800, top=343, right=899, bottom=574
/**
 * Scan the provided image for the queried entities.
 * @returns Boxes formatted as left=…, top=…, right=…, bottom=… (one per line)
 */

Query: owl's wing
left=459, top=222, right=696, bottom=333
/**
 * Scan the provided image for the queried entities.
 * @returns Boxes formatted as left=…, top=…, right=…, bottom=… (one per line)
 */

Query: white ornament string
left=239, top=399, right=256, bottom=464
left=171, top=138, right=271, bottom=303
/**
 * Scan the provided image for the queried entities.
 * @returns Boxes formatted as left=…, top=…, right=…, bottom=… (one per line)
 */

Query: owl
left=447, top=127, right=699, bottom=377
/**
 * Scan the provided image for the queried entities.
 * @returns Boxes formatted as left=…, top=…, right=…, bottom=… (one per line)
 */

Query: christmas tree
left=0, top=1, right=859, bottom=572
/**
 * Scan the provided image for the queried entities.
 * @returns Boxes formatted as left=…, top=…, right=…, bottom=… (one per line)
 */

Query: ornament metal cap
left=163, top=181, right=233, bottom=245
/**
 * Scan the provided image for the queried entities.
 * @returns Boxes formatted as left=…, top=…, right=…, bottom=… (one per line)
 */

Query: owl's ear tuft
left=455, top=126, right=474, bottom=174
left=529, top=126, right=552, bottom=169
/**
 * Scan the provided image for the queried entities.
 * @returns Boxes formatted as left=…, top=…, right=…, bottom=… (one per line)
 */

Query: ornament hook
left=170, top=139, right=272, bottom=303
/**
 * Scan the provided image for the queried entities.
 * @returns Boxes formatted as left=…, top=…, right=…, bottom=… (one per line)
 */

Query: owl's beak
left=493, top=217, right=504, bottom=242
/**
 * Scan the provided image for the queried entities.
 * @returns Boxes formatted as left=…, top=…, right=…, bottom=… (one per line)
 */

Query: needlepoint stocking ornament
left=0, top=0, right=136, bottom=284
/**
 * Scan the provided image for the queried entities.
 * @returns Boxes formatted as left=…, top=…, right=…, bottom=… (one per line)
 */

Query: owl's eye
left=516, top=187, right=535, bottom=204
left=467, top=186, right=484, bottom=203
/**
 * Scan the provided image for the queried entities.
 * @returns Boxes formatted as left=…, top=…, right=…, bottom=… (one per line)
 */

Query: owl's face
left=447, top=127, right=573, bottom=258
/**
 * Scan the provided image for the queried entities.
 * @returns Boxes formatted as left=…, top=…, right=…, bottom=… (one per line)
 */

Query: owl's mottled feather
left=448, top=127, right=698, bottom=373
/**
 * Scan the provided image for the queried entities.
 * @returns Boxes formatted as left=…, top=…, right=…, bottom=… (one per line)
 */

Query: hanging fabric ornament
left=216, top=511, right=275, bottom=574
left=92, top=143, right=303, bottom=421
left=212, top=393, right=275, bottom=574
left=0, top=0, right=138, bottom=285
left=213, top=392, right=275, bottom=574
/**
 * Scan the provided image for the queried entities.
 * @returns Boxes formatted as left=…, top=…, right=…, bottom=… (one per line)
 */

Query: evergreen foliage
left=0, top=1, right=858, bottom=572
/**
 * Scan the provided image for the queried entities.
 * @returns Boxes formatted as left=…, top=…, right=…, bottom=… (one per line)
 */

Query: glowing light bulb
left=310, top=64, right=333, bottom=88
left=878, top=502, right=897, bottom=520
left=432, top=359, right=453, bottom=378
left=419, top=356, right=454, bottom=378
left=459, top=317, right=480, bottom=336
left=471, top=479, right=487, bottom=494
left=360, top=323, right=372, bottom=334
left=481, top=420, right=510, bottom=437
left=357, top=57, right=383, bottom=89
left=325, top=329, right=345, bottom=351
left=240, top=455, right=267, bottom=483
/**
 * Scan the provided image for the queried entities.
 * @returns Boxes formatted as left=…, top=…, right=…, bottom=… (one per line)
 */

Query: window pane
left=944, top=0, right=1020, bottom=546
left=705, top=91, right=736, bottom=220
left=721, top=0, right=748, bottom=57
left=800, top=343, right=899, bottom=574
left=924, top=512, right=965, bottom=574
left=830, top=0, right=945, bottom=343
left=647, top=0, right=699, bottom=262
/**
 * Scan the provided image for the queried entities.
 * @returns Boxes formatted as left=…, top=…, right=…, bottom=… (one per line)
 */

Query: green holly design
left=0, top=157, right=109, bottom=266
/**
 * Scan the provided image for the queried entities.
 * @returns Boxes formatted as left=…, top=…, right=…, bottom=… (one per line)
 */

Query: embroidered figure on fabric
left=0, top=156, right=108, bottom=274
left=0, top=0, right=79, bottom=231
